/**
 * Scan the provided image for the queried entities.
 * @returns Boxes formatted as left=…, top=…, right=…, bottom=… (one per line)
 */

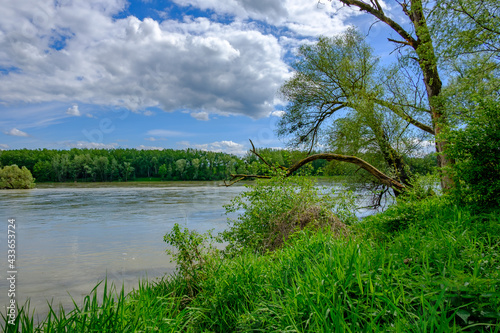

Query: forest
left=0, top=147, right=437, bottom=183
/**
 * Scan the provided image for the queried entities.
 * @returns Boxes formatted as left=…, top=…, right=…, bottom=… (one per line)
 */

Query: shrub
left=221, top=174, right=356, bottom=254
left=0, top=164, right=35, bottom=189
left=443, top=98, right=500, bottom=210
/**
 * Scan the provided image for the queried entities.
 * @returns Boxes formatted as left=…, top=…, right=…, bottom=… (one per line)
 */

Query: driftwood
left=221, top=140, right=406, bottom=193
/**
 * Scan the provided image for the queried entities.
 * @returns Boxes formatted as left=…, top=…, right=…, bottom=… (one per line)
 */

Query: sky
left=0, top=0, right=402, bottom=156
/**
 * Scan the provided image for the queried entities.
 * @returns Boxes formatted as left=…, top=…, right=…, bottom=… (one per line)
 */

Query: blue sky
left=0, top=0, right=401, bottom=155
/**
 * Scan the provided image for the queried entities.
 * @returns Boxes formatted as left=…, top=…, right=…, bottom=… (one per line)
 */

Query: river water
left=0, top=182, right=247, bottom=321
left=0, top=180, right=379, bottom=322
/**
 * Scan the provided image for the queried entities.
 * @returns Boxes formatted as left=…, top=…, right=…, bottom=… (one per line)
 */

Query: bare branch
left=333, top=0, right=418, bottom=48
left=222, top=142, right=406, bottom=193
left=249, top=139, right=287, bottom=171
left=220, top=174, right=272, bottom=187
left=387, top=38, right=411, bottom=46
left=286, top=153, right=406, bottom=192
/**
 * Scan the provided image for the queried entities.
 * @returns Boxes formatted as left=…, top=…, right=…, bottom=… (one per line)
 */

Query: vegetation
left=0, top=147, right=437, bottom=183
left=0, top=165, right=35, bottom=189
left=4, top=179, right=499, bottom=332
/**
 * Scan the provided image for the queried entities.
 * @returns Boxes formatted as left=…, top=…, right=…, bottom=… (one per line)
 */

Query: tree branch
left=286, top=153, right=405, bottom=191
left=220, top=174, right=272, bottom=187
left=334, top=0, right=418, bottom=48
left=373, top=98, right=435, bottom=135
left=249, top=139, right=287, bottom=171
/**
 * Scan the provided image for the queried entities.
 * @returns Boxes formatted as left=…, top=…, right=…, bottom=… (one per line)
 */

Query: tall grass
left=3, top=195, right=500, bottom=332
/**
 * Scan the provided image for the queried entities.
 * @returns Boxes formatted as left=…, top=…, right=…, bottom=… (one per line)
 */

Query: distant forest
left=0, top=148, right=436, bottom=182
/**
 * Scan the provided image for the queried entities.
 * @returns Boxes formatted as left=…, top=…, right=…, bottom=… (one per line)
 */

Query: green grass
left=3, top=195, right=500, bottom=332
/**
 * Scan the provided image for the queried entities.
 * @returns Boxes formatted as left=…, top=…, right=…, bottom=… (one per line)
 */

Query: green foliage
left=158, top=163, right=167, bottom=179
left=432, top=0, right=500, bottom=62
left=221, top=173, right=357, bottom=254
left=164, top=224, right=218, bottom=296
left=1, top=277, right=191, bottom=332
left=443, top=98, right=500, bottom=209
left=5, top=192, right=500, bottom=332
left=0, top=165, right=35, bottom=189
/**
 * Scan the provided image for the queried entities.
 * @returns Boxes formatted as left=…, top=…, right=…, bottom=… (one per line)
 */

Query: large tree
left=323, top=0, right=454, bottom=189
left=278, top=29, right=428, bottom=194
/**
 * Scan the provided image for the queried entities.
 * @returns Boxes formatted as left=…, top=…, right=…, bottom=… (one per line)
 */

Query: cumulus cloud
left=0, top=0, right=365, bottom=136
left=190, top=111, right=210, bottom=121
left=4, top=128, right=29, bottom=137
left=0, top=2, right=292, bottom=122
left=66, top=104, right=81, bottom=116
left=172, top=0, right=351, bottom=36
left=137, top=144, right=164, bottom=150
left=69, top=141, right=118, bottom=149
left=0, top=144, right=9, bottom=150
left=179, top=140, right=247, bottom=156
left=271, top=110, right=285, bottom=117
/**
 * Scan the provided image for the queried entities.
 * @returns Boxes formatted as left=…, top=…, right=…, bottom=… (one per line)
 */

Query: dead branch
left=220, top=174, right=272, bottom=187
left=221, top=140, right=406, bottom=193
left=286, top=153, right=405, bottom=192
left=249, top=139, right=287, bottom=171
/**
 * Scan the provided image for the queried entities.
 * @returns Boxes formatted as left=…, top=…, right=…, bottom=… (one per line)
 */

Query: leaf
left=456, top=309, right=471, bottom=324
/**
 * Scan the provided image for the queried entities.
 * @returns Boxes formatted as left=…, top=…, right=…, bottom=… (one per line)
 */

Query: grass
left=3, top=195, right=500, bottom=332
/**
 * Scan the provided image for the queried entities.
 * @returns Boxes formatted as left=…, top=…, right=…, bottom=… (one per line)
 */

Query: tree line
left=0, top=147, right=436, bottom=183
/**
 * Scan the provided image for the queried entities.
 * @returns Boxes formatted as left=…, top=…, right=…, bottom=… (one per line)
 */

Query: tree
left=442, top=92, right=500, bottom=209
left=122, top=162, right=134, bottom=182
left=159, top=164, right=167, bottom=180
left=0, top=165, right=35, bottom=189
left=431, top=0, right=500, bottom=62
left=325, top=0, right=455, bottom=189
left=175, top=159, right=187, bottom=180
left=278, top=29, right=425, bottom=193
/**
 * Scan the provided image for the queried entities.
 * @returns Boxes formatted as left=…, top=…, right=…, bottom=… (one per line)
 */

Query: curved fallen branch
left=286, top=153, right=406, bottom=192
left=221, top=140, right=406, bottom=193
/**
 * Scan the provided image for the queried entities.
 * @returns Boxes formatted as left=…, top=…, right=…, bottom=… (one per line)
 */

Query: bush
left=0, top=164, right=35, bottom=189
left=443, top=98, right=500, bottom=210
left=221, top=174, right=356, bottom=254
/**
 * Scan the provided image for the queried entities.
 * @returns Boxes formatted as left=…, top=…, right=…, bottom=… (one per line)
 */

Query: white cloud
left=0, top=3, right=292, bottom=122
left=86, top=113, right=96, bottom=118
left=144, top=136, right=166, bottom=141
left=70, top=141, right=118, bottom=149
left=0, top=144, right=9, bottom=150
left=0, top=0, right=366, bottom=134
left=4, top=128, right=30, bottom=137
left=146, top=129, right=188, bottom=137
left=66, top=104, right=81, bottom=116
left=190, top=111, right=210, bottom=121
left=137, top=144, right=164, bottom=150
left=171, top=0, right=351, bottom=36
left=179, top=140, right=247, bottom=156
left=271, top=110, right=285, bottom=117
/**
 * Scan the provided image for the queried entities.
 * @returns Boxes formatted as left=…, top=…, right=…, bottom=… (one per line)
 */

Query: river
left=0, top=181, right=247, bottom=321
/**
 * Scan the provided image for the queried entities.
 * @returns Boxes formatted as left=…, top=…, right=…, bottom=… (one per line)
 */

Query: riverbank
left=32, top=175, right=351, bottom=186
left=3, top=193, right=499, bottom=332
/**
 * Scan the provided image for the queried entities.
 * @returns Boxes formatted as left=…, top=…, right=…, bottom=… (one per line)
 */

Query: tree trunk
left=409, top=0, right=454, bottom=189
left=333, top=0, right=454, bottom=189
